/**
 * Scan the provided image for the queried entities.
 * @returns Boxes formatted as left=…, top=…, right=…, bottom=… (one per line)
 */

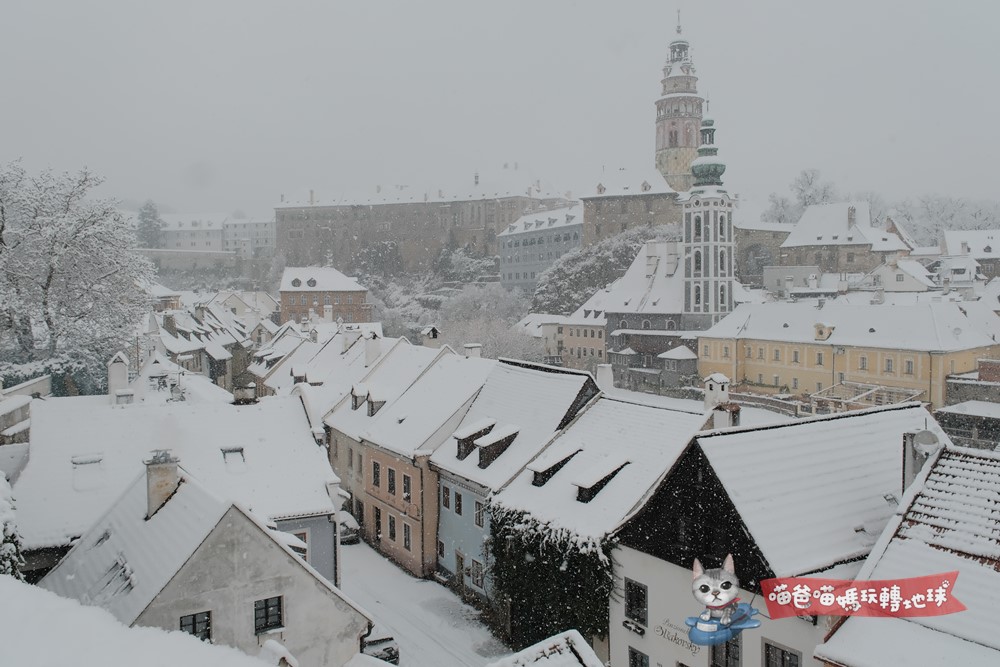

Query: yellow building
left=697, top=302, right=1000, bottom=409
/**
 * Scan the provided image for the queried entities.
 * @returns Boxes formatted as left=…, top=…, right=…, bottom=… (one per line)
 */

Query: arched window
left=619, top=319, right=628, bottom=330
left=666, top=320, right=676, bottom=331
left=694, top=216, right=702, bottom=240
left=719, top=284, right=727, bottom=306
left=324, top=294, right=331, bottom=305
left=719, top=250, right=726, bottom=274
left=694, top=285, right=702, bottom=306
left=719, top=219, right=726, bottom=238
left=641, top=319, right=651, bottom=330
left=694, top=251, right=702, bottom=273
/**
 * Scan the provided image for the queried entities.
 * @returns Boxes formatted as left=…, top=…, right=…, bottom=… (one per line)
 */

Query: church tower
left=654, top=16, right=704, bottom=192
left=680, top=114, right=735, bottom=330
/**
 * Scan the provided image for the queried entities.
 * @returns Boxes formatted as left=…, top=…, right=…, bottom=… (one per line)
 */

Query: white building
left=224, top=218, right=277, bottom=259
left=499, top=204, right=583, bottom=291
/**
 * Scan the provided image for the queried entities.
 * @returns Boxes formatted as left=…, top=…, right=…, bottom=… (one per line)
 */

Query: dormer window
left=367, top=398, right=385, bottom=417
left=306, top=278, right=317, bottom=287
left=351, top=384, right=368, bottom=411
left=291, top=278, right=301, bottom=287
left=529, top=449, right=581, bottom=487
left=575, top=461, right=629, bottom=503
left=452, top=418, right=497, bottom=460
left=475, top=424, right=519, bottom=469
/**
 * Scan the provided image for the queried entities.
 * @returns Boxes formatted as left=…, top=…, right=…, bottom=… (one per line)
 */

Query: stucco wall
left=137, top=507, right=368, bottom=667
left=436, top=470, right=493, bottom=601
left=275, top=514, right=337, bottom=585
left=609, top=545, right=831, bottom=667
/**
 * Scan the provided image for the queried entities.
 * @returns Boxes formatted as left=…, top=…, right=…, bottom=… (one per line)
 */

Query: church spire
left=655, top=13, right=703, bottom=192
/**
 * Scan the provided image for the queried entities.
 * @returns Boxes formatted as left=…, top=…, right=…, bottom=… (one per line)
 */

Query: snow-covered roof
left=361, top=355, right=497, bottom=458
left=583, top=167, right=675, bottom=199
left=514, top=313, right=564, bottom=338
left=704, top=372, right=730, bottom=384
left=598, top=241, right=684, bottom=316
left=0, top=576, right=268, bottom=667
left=780, top=201, right=907, bottom=252
left=279, top=266, right=367, bottom=292
left=485, top=629, right=604, bottom=667
left=494, top=396, right=706, bottom=544
left=894, top=258, right=938, bottom=287
left=935, top=400, right=1000, bottom=420
left=815, top=446, right=1000, bottom=665
left=599, top=387, right=794, bottom=427
left=16, top=396, right=338, bottom=550
left=430, top=362, right=596, bottom=491
left=263, top=340, right=322, bottom=392
left=130, top=353, right=234, bottom=405
left=498, top=204, right=583, bottom=238
left=695, top=403, right=952, bottom=577
left=324, top=344, right=446, bottom=440
left=699, top=302, right=1000, bottom=352
left=658, top=346, right=698, bottom=360
left=942, top=229, right=1000, bottom=258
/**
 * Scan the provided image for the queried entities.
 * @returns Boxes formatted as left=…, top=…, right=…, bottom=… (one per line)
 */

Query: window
left=905, top=359, right=914, bottom=375
left=723, top=346, right=730, bottom=358
left=471, top=559, right=485, bottom=588
left=792, top=378, right=798, bottom=389
left=254, top=596, right=283, bottom=634
left=703, top=345, right=710, bottom=358
left=180, top=611, right=211, bottom=642
left=763, top=640, right=802, bottom=667
left=624, top=578, right=648, bottom=626
left=896, top=273, right=905, bottom=282
left=773, top=375, right=780, bottom=386
left=859, top=356, right=868, bottom=370
left=816, top=352, right=824, bottom=366
left=372, top=461, right=381, bottom=487
left=388, top=468, right=396, bottom=495
left=437, top=540, right=445, bottom=557
left=388, top=515, right=396, bottom=541
left=847, top=252, right=855, bottom=263
left=455, top=492, right=463, bottom=516
left=475, top=501, right=485, bottom=528
left=403, top=523, right=411, bottom=550
left=291, top=531, right=308, bottom=561
left=758, top=347, right=764, bottom=360
left=442, top=486, right=450, bottom=509
left=373, top=507, right=382, bottom=538
left=773, top=348, right=781, bottom=361
left=885, top=358, right=894, bottom=373
left=628, top=647, right=650, bottom=667
left=792, top=350, right=799, bottom=363
left=641, top=319, right=651, bottom=330
left=711, top=635, right=741, bottom=667
left=403, top=474, right=411, bottom=500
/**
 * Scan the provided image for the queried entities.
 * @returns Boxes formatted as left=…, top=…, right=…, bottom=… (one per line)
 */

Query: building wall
left=138, top=248, right=238, bottom=271
left=137, top=507, right=368, bottom=667
left=499, top=222, right=582, bottom=291
left=581, top=193, right=681, bottom=247
left=609, top=545, right=833, bottom=667
left=780, top=244, right=884, bottom=274
left=279, top=290, right=372, bottom=324
left=561, top=323, right=607, bottom=371
left=697, top=337, right=1000, bottom=408
left=162, top=227, right=225, bottom=251
left=734, top=227, right=792, bottom=287
left=275, top=514, right=338, bottom=585
left=435, top=469, right=493, bottom=602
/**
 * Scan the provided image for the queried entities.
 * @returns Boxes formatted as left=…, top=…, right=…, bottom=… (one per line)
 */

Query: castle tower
left=680, top=114, right=734, bottom=330
left=654, top=16, right=704, bottom=192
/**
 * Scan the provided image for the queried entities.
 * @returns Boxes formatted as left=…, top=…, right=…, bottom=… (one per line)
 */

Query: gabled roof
left=16, top=396, right=337, bottom=550
left=781, top=201, right=907, bottom=252
left=485, top=629, right=604, bottom=667
left=279, top=266, right=367, bottom=292
left=430, top=361, right=597, bottom=491
left=815, top=446, right=1000, bottom=665
left=498, top=204, right=583, bottom=238
left=130, top=353, right=234, bottom=404
left=581, top=167, right=675, bottom=199
left=698, top=302, right=999, bottom=352
left=0, top=576, right=268, bottom=667
left=598, top=241, right=684, bottom=316
left=493, top=396, right=706, bottom=545
left=694, top=403, right=952, bottom=577
left=361, top=354, right=497, bottom=458
left=942, top=229, right=1000, bottom=259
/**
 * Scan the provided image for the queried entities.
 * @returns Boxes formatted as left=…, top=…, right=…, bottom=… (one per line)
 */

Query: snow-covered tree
left=434, top=247, right=495, bottom=283
left=135, top=199, right=164, bottom=248
left=532, top=225, right=678, bottom=316
left=894, top=196, right=1000, bottom=246
left=761, top=168, right=839, bottom=225
left=0, top=162, right=155, bottom=392
left=437, top=284, right=542, bottom=360
left=0, top=474, right=24, bottom=581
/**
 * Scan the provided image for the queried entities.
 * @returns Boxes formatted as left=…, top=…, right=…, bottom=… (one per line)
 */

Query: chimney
left=324, top=304, right=333, bottom=322
left=463, top=343, right=482, bottom=359
left=703, top=373, right=730, bottom=411
left=902, top=430, right=941, bottom=491
left=808, top=273, right=818, bottom=289
left=595, top=363, right=614, bottom=391
left=162, top=314, right=177, bottom=336
left=365, top=333, right=381, bottom=366
left=784, top=276, right=794, bottom=299
left=145, top=450, right=180, bottom=518
left=280, top=193, right=285, bottom=203
left=847, top=206, right=856, bottom=227
left=474, top=172, right=480, bottom=186
left=342, top=327, right=363, bottom=353
left=233, top=383, right=258, bottom=405
left=309, top=189, right=315, bottom=205
left=107, top=352, right=130, bottom=403
left=712, top=402, right=741, bottom=429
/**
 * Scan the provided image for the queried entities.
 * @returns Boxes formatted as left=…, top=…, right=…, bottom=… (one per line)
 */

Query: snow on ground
left=341, top=541, right=509, bottom=666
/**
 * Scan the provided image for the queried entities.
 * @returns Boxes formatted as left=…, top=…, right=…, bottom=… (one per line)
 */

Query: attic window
left=454, top=419, right=496, bottom=460
left=576, top=462, right=629, bottom=503
left=476, top=425, right=519, bottom=469
left=351, top=385, right=368, bottom=410
left=221, top=447, right=245, bottom=463
left=307, top=278, right=317, bottom=287
left=367, top=399, right=386, bottom=417
left=869, top=327, right=876, bottom=333
left=531, top=450, right=582, bottom=487
left=291, top=278, right=301, bottom=287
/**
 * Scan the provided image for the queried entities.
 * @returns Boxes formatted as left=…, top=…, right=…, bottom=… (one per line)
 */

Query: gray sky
left=2, top=1, right=996, bottom=217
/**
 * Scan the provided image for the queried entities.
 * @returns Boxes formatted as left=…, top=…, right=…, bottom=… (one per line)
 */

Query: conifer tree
left=0, top=475, right=25, bottom=581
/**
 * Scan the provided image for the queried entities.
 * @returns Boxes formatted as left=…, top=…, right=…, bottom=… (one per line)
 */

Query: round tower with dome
left=654, top=15, right=704, bottom=192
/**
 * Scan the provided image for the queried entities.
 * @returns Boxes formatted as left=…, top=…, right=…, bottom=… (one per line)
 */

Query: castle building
left=655, top=21, right=704, bottom=192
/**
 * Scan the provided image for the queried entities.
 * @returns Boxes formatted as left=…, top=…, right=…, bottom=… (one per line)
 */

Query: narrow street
left=340, top=541, right=509, bottom=666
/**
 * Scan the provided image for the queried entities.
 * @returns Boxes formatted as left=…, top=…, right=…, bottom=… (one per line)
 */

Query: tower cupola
left=655, top=13, right=704, bottom=192
left=691, top=115, right=726, bottom=190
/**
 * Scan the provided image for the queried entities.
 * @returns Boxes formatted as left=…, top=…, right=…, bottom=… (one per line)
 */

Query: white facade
left=224, top=218, right=276, bottom=259
left=680, top=193, right=736, bottom=329
left=610, top=545, right=833, bottom=667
